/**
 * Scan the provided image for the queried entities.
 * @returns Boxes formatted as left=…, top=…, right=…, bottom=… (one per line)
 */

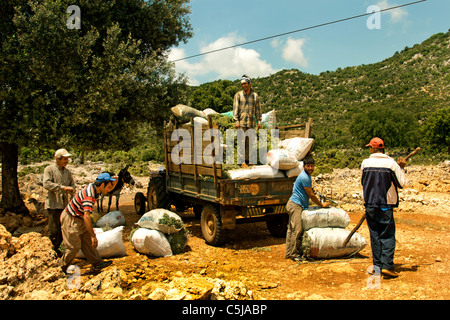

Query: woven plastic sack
left=261, top=110, right=276, bottom=129
left=136, top=209, right=183, bottom=234
left=131, top=228, right=172, bottom=257
left=76, top=226, right=126, bottom=258
left=285, top=162, right=303, bottom=178
left=171, top=104, right=206, bottom=123
left=227, top=165, right=285, bottom=180
left=96, top=211, right=126, bottom=228
left=267, top=149, right=299, bottom=170
left=302, top=228, right=366, bottom=259
left=302, top=206, right=350, bottom=231
left=279, top=137, right=314, bottom=160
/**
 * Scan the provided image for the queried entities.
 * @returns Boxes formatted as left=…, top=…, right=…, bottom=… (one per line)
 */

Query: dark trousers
left=47, top=208, right=64, bottom=255
left=365, top=207, right=396, bottom=270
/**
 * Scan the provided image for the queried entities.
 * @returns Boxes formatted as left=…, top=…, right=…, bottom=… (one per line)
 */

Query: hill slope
left=187, top=31, right=450, bottom=150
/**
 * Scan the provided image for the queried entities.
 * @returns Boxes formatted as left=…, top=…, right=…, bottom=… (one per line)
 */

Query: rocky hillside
left=188, top=31, right=450, bottom=149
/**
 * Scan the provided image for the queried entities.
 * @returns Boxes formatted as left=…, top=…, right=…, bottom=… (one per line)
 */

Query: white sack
left=302, top=228, right=366, bottom=259
left=279, top=137, right=314, bottom=160
left=171, top=104, right=206, bottom=122
left=136, top=209, right=183, bottom=234
left=227, top=165, right=285, bottom=180
left=285, top=162, right=303, bottom=178
left=302, top=206, right=350, bottom=231
left=203, top=108, right=218, bottom=116
left=261, top=110, right=276, bottom=129
left=267, top=149, right=299, bottom=170
left=194, top=117, right=209, bottom=125
left=96, top=211, right=126, bottom=228
left=76, top=226, right=126, bottom=259
left=131, top=228, right=172, bottom=257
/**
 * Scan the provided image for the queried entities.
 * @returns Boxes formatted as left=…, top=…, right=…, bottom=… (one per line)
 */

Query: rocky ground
left=0, top=160, right=449, bottom=300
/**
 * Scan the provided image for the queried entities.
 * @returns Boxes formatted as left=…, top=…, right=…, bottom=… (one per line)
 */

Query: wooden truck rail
left=135, top=116, right=313, bottom=246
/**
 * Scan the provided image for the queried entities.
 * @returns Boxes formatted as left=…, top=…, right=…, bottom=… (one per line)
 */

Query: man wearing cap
left=361, top=137, right=406, bottom=278
left=59, top=173, right=118, bottom=272
left=285, top=156, right=330, bottom=261
left=233, top=75, right=262, bottom=166
left=43, top=148, right=76, bottom=256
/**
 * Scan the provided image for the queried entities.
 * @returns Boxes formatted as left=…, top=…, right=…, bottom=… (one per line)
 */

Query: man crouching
left=60, top=173, right=118, bottom=273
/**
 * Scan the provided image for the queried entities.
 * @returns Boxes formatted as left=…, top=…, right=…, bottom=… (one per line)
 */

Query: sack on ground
left=279, top=137, right=314, bottom=160
left=284, top=162, right=303, bottom=178
left=302, top=227, right=366, bottom=259
left=171, top=104, right=206, bottom=123
left=76, top=226, right=126, bottom=259
left=302, top=206, right=350, bottom=231
left=227, top=165, right=285, bottom=180
left=136, top=209, right=183, bottom=234
left=267, top=149, right=299, bottom=170
left=131, top=228, right=172, bottom=257
left=96, top=211, right=126, bottom=228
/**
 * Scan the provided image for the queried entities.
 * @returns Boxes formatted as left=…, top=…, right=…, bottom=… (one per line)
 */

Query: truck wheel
left=201, top=204, right=226, bottom=246
left=147, top=176, right=169, bottom=210
left=266, top=214, right=288, bottom=238
left=134, top=192, right=146, bottom=215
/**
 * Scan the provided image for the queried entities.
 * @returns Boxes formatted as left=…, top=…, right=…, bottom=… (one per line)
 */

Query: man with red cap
left=361, top=137, right=407, bottom=278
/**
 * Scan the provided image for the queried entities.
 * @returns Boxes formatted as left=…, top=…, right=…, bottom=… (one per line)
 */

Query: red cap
left=366, top=137, right=385, bottom=148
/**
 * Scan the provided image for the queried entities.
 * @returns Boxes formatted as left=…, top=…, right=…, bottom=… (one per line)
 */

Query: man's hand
left=397, top=156, right=407, bottom=169
left=64, top=186, right=75, bottom=194
left=321, top=201, right=331, bottom=208
left=91, top=235, right=98, bottom=248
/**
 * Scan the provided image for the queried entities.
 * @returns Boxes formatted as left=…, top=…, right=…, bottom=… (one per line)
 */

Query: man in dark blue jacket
left=361, top=137, right=406, bottom=278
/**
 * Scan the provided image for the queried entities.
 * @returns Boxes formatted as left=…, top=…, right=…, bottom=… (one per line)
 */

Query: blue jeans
left=365, top=207, right=396, bottom=270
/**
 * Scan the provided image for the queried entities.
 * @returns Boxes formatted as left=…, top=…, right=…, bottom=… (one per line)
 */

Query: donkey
left=97, top=164, right=135, bottom=213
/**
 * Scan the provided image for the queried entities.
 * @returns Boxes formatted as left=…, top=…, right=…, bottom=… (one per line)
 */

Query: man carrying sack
left=59, top=173, right=118, bottom=273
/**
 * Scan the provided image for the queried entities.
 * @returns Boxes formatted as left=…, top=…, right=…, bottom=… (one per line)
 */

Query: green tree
left=0, top=0, right=192, bottom=213
left=421, top=108, right=450, bottom=153
left=350, top=106, right=417, bottom=148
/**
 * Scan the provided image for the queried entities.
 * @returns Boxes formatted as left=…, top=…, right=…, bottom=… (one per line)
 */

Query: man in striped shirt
left=60, top=173, right=118, bottom=272
left=233, top=75, right=262, bottom=166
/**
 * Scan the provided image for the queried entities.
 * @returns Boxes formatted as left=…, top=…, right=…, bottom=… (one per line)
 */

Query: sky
left=168, top=0, right=450, bottom=86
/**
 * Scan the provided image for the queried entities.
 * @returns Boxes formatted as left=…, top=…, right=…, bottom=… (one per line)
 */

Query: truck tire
left=266, top=214, right=288, bottom=238
left=134, top=192, right=146, bottom=215
left=147, top=176, right=169, bottom=210
left=201, top=204, right=226, bottom=246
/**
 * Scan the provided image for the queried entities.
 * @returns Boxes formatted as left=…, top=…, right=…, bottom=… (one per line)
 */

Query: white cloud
left=168, top=33, right=278, bottom=85
left=377, top=0, right=408, bottom=23
left=281, top=38, right=308, bottom=67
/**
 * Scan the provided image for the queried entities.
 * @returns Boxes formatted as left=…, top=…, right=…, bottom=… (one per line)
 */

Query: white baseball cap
left=55, top=148, right=72, bottom=159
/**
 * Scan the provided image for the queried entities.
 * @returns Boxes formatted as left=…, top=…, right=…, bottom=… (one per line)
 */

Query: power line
left=171, top=0, right=426, bottom=62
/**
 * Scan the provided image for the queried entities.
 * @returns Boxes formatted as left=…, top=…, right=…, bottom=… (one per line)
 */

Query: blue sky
left=168, top=0, right=449, bottom=85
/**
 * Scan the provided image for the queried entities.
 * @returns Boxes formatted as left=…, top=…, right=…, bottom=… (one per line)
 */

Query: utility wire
left=171, top=0, right=426, bottom=62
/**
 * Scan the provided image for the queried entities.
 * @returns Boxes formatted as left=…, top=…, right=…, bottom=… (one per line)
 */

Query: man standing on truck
left=233, top=75, right=262, bottom=167
left=361, top=137, right=406, bottom=278
left=285, top=156, right=330, bottom=261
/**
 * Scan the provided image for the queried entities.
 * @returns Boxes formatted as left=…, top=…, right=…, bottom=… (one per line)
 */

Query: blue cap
left=96, top=173, right=116, bottom=183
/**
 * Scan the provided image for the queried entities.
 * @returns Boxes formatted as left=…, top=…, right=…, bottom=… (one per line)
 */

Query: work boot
left=93, top=260, right=112, bottom=272
left=381, top=268, right=399, bottom=278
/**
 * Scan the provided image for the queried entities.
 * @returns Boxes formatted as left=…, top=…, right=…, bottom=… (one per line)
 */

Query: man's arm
left=304, top=187, right=330, bottom=208
left=83, top=211, right=98, bottom=248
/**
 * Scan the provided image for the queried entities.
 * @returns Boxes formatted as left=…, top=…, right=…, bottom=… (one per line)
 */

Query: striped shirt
left=66, top=183, right=97, bottom=218
left=233, top=89, right=262, bottom=128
